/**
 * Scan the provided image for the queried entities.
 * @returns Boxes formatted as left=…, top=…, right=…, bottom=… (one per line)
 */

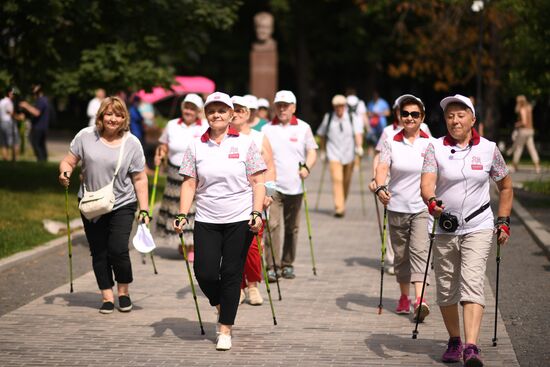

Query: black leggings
left=82, top=202, right=136, bottom=290
left=193, top=221, right=253, bottom=325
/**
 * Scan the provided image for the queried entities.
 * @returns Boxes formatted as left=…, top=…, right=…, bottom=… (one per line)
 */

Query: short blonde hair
left=95, top=97, right=130, bottom=136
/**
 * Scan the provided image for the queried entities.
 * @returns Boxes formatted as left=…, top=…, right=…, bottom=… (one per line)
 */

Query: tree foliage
left=0, top=0, right=242, bottom=97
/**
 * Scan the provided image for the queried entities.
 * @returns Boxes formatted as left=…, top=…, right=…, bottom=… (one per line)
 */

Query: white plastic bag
left=132, top=224, right=157, bottom=253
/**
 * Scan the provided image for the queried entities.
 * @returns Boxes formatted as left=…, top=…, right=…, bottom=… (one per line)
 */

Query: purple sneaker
left=463, top=343, right=483, bottom=367
left=442, top=337, right=463, bottom=363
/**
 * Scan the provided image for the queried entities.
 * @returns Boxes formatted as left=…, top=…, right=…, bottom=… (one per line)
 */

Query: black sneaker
left=282, top=266, right=295, bottom=279
left=118, top=295, right=132, bottom=312
left=99, top=301, right=115, bottom=314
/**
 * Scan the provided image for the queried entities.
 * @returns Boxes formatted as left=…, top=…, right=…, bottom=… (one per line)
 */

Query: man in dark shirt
left=19, top=84, right=51, bottom=161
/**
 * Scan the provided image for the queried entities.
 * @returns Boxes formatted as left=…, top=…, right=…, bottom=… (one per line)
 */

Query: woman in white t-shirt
left=374, top=95, right=433, bottom=321
left=173, top=92, right=266, bottom=351
left=420, top=94, right=513, bottom=366
left=230, top=96, right=276, bottom=306
left=154, top=94, right=206, bottom=260
left=59, top=97, right=149, bottom=315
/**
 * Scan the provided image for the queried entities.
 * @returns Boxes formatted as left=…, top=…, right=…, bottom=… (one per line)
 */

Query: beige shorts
left=388, top=210, right=430, bottom=284
left=433, top=229, right=493, bottom=307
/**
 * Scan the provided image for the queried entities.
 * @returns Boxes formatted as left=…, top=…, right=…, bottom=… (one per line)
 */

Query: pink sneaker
left=395, top=295, right=411, bottom=314
left=187, top=251, right=194, bottom=263
left=413, top=297, right=430, bottom=322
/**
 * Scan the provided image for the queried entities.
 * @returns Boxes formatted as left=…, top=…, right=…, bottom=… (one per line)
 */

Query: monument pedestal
left=250, top=47, right=278, bottom=101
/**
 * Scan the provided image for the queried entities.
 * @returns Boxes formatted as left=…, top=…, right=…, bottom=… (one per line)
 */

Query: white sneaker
left=248, top=286, right=263, bottom=306
left=239, top=289, right=246, bottom=305
left=216, top=333, right=232, bottom=351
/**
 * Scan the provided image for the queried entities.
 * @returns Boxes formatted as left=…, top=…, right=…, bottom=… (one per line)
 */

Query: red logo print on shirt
left=228, top=146, right=240, bottom=159
left=289, top=134, right=298, bottom=142
left=471, top=156, right=483, bottom=170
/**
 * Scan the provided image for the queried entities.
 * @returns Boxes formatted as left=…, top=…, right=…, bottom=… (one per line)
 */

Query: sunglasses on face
left=400, top=110, right=421, bottom=119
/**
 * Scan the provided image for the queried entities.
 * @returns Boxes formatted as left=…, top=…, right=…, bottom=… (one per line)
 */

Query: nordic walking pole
left=314, top=158, right=327, bottom=211
left=492, top=240, right=502, bottom=347
left=256, top=233, right=277, bottom=325
left=377, top=207, right=388, bottom=314
left=357, top=156, right=366, bottom=216
left=63, top=172, right=74, bottom=293
left=264, top=210, right=282, bottom=301
left=300, top=163, right=317, bottom=276
left=145, top=164, right=160, bottom=274
left=177, top=221, right=205, bottom=335
left=412, top=215, right=438, bottom=339
left=373, top=192, right=383, bottom=241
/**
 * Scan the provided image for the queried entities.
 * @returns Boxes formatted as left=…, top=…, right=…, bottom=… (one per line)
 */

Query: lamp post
left=471, top=0, right=485, bottom=122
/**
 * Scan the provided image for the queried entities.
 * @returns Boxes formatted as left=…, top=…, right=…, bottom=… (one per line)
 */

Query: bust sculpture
left=253, top=12, right=276, bottom=51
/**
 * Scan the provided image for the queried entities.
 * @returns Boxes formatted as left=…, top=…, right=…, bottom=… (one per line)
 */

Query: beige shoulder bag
left=79, top=135, right=128, bottom=220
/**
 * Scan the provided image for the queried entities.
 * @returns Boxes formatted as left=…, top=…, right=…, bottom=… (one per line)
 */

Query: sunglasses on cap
left=400, top=110, right=422, bottom=119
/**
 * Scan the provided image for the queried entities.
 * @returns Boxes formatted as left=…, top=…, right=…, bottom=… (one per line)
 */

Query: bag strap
left=113, top=134, right=128, bottom=177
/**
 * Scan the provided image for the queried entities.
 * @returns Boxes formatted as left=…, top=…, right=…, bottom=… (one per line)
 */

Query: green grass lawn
left=522, top=179, right=550, bottom=196
left=0, top=161, right=166, bottom=259
left=0, top=161, right=81, bottom=258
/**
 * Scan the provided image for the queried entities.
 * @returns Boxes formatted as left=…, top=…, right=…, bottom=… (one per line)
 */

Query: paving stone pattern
left=0, top=161, right=519, bottom=366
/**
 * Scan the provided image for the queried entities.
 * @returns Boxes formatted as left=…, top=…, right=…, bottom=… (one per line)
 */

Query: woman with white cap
left=173, top=92, right=266, bottom=351
left=421, top=94, right=513, bottom=366
left=155, top=94, right=206, bottom=260
left=231, top=95, right=276, bottom=306
left=257, top=97, right=271, bottom=121
left=373, top=95, right=434, bottom=320
left=244, top=94, right=269, bottom=131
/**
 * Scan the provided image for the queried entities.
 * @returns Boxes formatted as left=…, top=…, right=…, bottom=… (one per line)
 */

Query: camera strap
left=464, top=202, right=490, bottom=223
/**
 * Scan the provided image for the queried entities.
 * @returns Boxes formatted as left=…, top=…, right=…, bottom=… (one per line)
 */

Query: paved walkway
left=0, top=160, right=519, bottom=366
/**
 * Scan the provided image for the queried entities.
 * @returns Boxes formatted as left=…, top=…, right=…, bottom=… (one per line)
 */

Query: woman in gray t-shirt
left=59, top=96, right=149, bottom=314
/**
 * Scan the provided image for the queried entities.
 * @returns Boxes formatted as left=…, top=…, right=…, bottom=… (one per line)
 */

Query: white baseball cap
left=204, top=92, right=234, bottom=109
left=274, top=90, right=297, bottom=104
left=440, top=94, right=475, bottom=115
left=231, top=95, right=249, bottom=108
left=346, top=95, right=359, bottom=107
left=243, top=94, right=259, bottom=109
left=258, top=98, right=270, bottom=109
left=182, top=93, right=204, bottom=109
left=393, top=94, right=425, bottom=112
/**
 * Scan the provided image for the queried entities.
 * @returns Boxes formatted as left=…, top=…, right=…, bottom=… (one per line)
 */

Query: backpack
left=325, top=111, right=355, bottom=140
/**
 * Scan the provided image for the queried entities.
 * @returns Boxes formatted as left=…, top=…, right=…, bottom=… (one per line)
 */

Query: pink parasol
left=173, top=76, right=216, bottom=94
left=136, top=76, right=216, bottom=104
left=136, top=87, right=173, bottom=104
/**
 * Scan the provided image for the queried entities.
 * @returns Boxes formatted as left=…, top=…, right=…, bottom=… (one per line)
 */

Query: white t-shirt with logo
left=421, top=130, right=509, bottom=235
left=179, top=128, right=266, bottom=223
left=159, top=118, right=207, bottom=166
left=262, top=116, right=318, bottom=195
left=375, top=122, right=432, bottom=152
left=248, top=129, right=264, bottom=153
left=380, top=130, right=434, bottom=213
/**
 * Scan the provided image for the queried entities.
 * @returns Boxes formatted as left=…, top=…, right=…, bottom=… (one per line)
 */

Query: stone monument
left=250, top=12, right=278, bottom=101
